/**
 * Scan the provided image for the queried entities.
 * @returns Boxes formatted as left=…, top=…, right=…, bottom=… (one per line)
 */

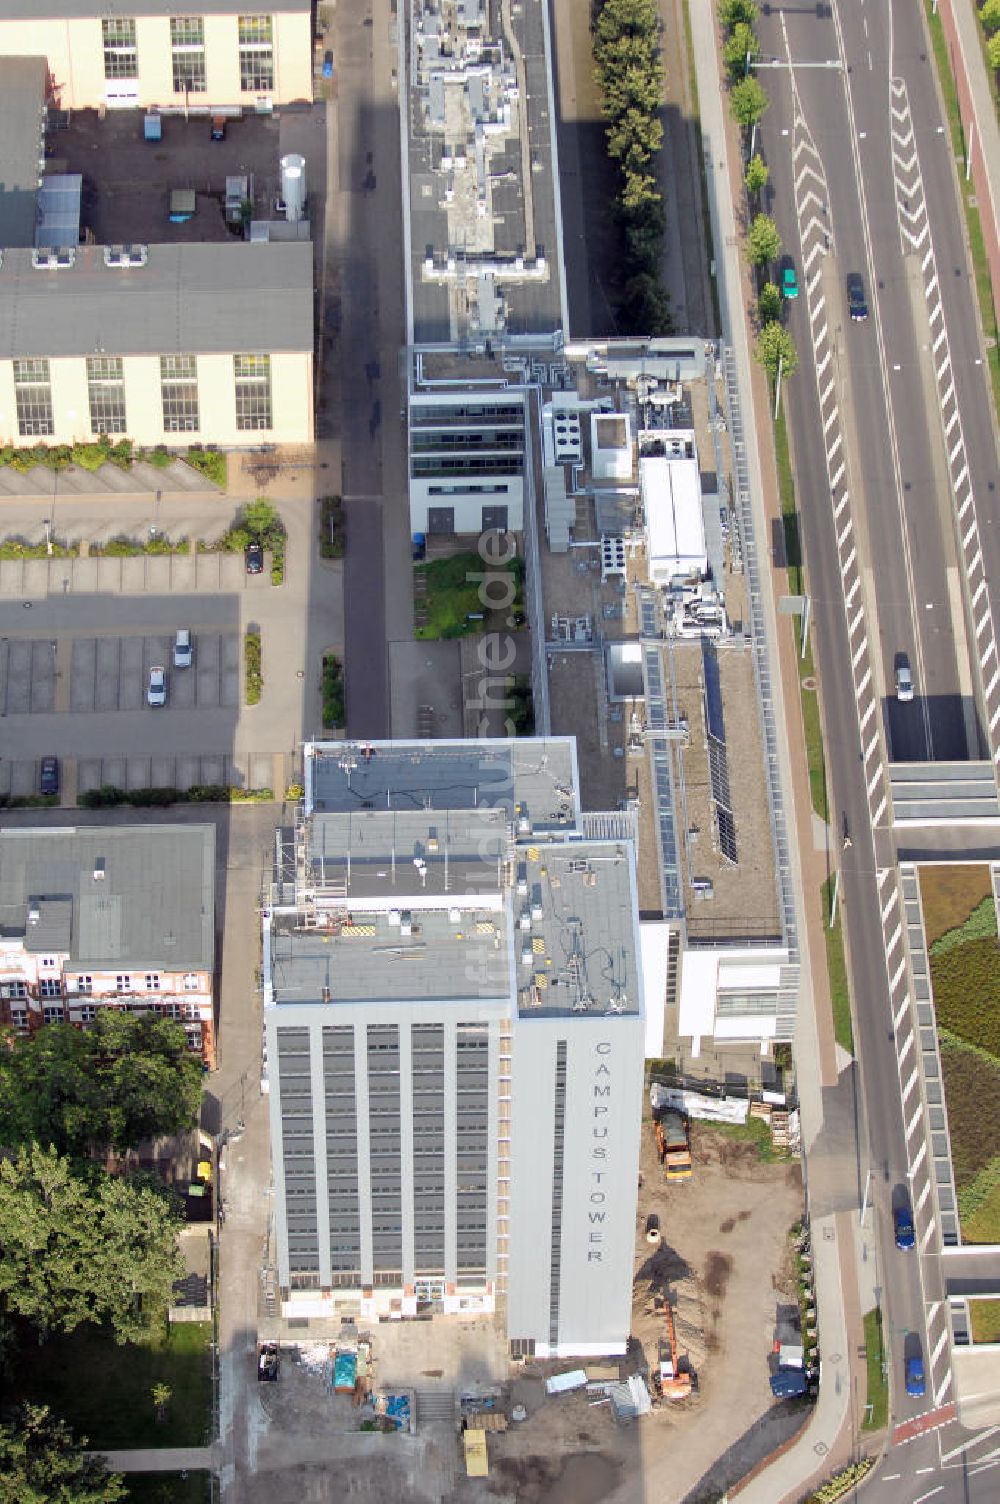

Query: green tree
left=746, top=212, right=782, bottom=266
left=0, top=1406, right=125, bottom=1504
left=758, top=281, right=782, bottom=325
left=989, top=29, right=1000, bottom=66
left=151, top=1383, right=172, bottom=1422
left=745, top=153, right=769, bottom=195
left=730, top=76, right=769, bottom=128
left=620, top=273, right=672, bottom=335
left=622, top=197, right=666, bottom=275
left=755, top=321, right=798, bottom=381
left=724, top=21, right=759, bottom=81
left=0, top=1015, right=202, bottom=1157
left=980, top=0, right=1000, bottom=36
left=241, top=497, right=281, bottom=543
left=621, top=169, right=660, bottom=211
left=594, top=0, right=659, bottom=47
left=607, top=107, right=664, bottom=165
left=0, top=1145, right=184, bottom=1343
left=719, top=0, right=758, bottom=32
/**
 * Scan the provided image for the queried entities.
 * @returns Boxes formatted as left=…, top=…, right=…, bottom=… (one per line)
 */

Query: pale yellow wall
left=0, top=10, right=313, bottom=110
left=0, top=350, right=313, bottom=447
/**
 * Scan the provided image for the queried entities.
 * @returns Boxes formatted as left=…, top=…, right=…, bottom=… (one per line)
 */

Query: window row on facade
left=104, top=15, right=275, bottom=92
left=10, top=354, right=271, bottom=439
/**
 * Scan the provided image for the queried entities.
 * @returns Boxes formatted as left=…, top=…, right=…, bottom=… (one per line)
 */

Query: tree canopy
left=730, top=76, right=769, bottom=127
left=746, top=212, right=782, bottom=266
left=745, top=153, right=769, bottom=196
left=719, top=0, right=758, bottom=31
left=755, top=321, right=799, bottom=381
left=0, top=1014, right=202, bottom=1158
left=0, top=1406, right=125, bottom=1504
left=758, top=282, right=782, bottom=325
left=980, top=0, right=1000, bottom=35
left=0, top=1145, right=184, bottom=1343
left=723, top=21, right=759, bottom=82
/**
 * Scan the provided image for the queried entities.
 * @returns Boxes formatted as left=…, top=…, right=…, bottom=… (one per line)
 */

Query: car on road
left=782, top=264, right=799, bottom=300
left=905, top=1354, right=926, bottom=1398
left=210, top=116, right=226, bottom=141
left=847, top=271, right=869, bottom=322
left=147, top=665, right=167, bottom=707
left=245, top=542, right=264, bottom=575
left=895, top=655, right=914, bottom=702
left=39, top=756, right=59, bottom=796
left=893, top=1201, right=915, bottom=1250
left=322, top=50, right=334, bottom=77
left=174, top=628, right=193, bottom=669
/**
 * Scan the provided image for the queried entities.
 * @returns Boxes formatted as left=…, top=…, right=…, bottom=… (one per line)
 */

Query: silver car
left=895, top=656, right=914, bottom=703
left=147, top=665, right=167, bottom=706
left=174, top=629, right=193, bottom=669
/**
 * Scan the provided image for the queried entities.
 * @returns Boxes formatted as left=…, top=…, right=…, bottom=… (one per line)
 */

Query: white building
left=590, top=411, right=633, bottom=482
left=265, top=738, right=645, bottom=1357
left=639, top=429, right=707, bottom=584
left=678, top=945, right=793, bottom=1058
left=408, top=390, right=526, bottom=537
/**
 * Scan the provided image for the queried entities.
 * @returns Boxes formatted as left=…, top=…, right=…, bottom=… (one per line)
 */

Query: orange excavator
left=658, top=1302, right=693, bottom=1400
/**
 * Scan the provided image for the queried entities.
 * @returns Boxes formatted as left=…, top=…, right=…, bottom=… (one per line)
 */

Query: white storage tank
left=280, top=154, right=306, bottom=222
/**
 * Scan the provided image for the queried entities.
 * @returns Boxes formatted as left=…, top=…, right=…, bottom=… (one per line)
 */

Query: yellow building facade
left=0, top=4, right=313, bottom=111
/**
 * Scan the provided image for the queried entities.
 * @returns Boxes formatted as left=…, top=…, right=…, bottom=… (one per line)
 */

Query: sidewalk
left=99, top=1446, right=218, bottom=1473
left=688, top=5, right=870, bottom=1501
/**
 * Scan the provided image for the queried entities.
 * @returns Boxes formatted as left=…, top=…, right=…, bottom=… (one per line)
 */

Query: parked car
left=174, top=628, right=193, bottom=669
left=847, top=271, right=869, bottom=322
left=210, top=116, right=227, bottom=141
left=323, top=50, right=334, bottom=78
left=245, top=542, right=264, bottom=575
left=147, top=665, right=167, bottom=707
left=895, top=654, right=914, bottom=703
left=39, top=756, right=59, bottom=796
left=905, top=1354, right=925, bottom=1398
left=257, top=1342, right=280, bottom=1382
left=893, top=1201, right=915, bottom=1250
left=782, top=264, right=799, bottom=300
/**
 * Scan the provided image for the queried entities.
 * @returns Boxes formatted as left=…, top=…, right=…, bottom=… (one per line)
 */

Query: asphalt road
left=758, top=3, right=977, bottom=765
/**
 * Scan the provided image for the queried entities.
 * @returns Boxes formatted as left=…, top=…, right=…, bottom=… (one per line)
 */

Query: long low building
left=0, top=2, right=312, bottom=111
left=0, top=241, right=313, bottom=446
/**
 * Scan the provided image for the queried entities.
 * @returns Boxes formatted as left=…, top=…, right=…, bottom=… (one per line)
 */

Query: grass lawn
left=702, top=1116, right=789, bottom=1163
left=124, top=1475, right=213, bottom=1504
left=941, top=1034, right=1000, bottom=1242
left=970, top=1299, right=1000, bottom=1346
left=414, top=551, right=524, bottom=640
left=918, top=863, right=993, bottom=947
left=862, top=1307, right=888, bottom=1431
left=822, top=876, right=853, bottom=1055
left=9, top=1320, right=212, bottom=1449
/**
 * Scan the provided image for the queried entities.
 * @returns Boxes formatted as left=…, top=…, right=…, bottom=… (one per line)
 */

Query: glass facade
left=171, top=16, right=207, bottom=93
left=160, top=355, right=200, bottom=433
left=13, top=359, right=53, bottom=437
left=238, top=15, right=274, bottom=92
left=234, top=352, right=272, bottom=431
left=86, top=355, right=127, bottom=435
left=102, top=18, right=138, bottom=80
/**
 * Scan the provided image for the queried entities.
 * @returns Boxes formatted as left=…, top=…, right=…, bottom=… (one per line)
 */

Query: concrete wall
left=506, top=1013, right=644, bottom=1358
left=0, top=10, right=313, bottom=110
left=0, top=349, right=313, bottom=446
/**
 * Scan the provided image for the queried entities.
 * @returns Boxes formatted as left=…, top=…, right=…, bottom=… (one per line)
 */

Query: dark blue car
left=905, top=1355, right=925, bottom=1398
left=893, top=1203, right=915, bottom=1250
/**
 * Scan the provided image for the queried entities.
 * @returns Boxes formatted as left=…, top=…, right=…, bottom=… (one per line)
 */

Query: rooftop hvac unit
left=103, top=244, right=148, bottom=268
left=279, top=154, right=306, bottom=222
left=31, top=246, right=75, bottom=270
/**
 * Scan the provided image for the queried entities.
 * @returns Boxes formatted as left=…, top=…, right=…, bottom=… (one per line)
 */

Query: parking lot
left=66, top=632, right=240, bottom=715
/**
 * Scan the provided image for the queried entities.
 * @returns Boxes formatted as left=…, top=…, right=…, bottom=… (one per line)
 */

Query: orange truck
left=654, top=1109, right=692, bottom=1181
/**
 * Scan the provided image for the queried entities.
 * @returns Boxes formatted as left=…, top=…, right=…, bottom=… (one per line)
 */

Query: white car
left=147, top=665, right=167, bottom=706
left=174, top=628, right=193, bottom=669
left=895, top=656, right=914, bottom=703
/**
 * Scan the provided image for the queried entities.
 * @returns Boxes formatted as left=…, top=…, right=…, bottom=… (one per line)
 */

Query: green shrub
left=270, top=533, right=285, bottom=586
left=186, top=784, right=230, bottom=803
left=319, top=495, right=345, bottom=559
left=245, top=631, right=262, bottom=706
left=285, top=782, right=305, bottom=801
left=322, top=655, right=345, bottom=729
left=184, top=446, right=227, bottom=488
left=0, top=538, right=78, bottom=560
left=77, top=784, right=126, bottom=809
left=145, top=446, right=173, bottom=469
left=930, top=935, right=1000, bottom=1055
left=228, top=786, right=272, bottom=803
left=70, top=442, right=112, bottom=472
left=0, top=793, right=59, bottom=809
